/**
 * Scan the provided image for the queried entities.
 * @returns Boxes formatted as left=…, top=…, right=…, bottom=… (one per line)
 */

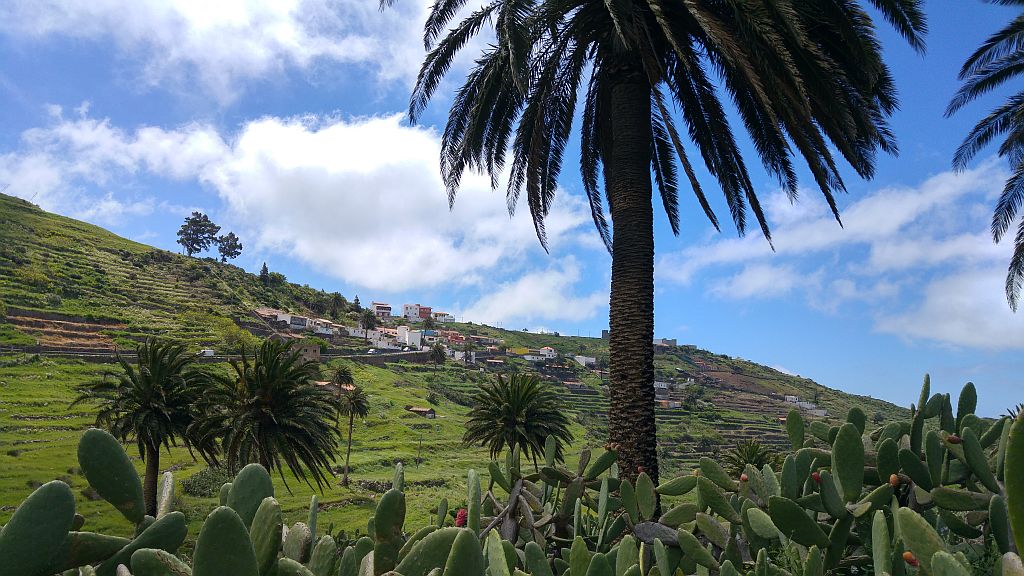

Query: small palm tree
left=337, top=384, right=370, bottom=487
left=721, top=439, right=780, bottom=478
left=360, top=309, right=378, bottom=344
left=947, top=0, right=1024, bottom=310
left=332, top=364, right=355, bottom=388
left=191, top=339, right=339, bottom=489
left=1008, top=403, right=1024, bottom=420
left=430, top=342, right=447, bottom=371
left=461, top=340, right=476, bottom=364
left=463, top=373, right=572, bottom=467
left=72, top=338, right=208, bottom=516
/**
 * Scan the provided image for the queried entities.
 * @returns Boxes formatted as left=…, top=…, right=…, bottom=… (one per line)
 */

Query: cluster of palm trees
left=73, top=338, right=370, bottom=515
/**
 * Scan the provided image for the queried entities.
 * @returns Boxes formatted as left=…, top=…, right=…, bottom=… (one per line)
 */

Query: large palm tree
left=947, top=0, right=1024, bottom=310
left=402, top=0, right=925, bottom=482
left=191, top=339, right=340, bottom=489
left=463, top=373, right=572, bottom=466
left=72, top=338, right=208, bottom=516
left=335, top=381, right=370, bottom=487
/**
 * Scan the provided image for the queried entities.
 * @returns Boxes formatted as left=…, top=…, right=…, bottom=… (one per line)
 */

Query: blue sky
left=0, top=1, right=1021, bottom=414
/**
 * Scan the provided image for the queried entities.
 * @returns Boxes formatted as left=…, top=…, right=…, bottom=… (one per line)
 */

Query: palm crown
left=947, top=0, right=1024, bottom=309
left=410, top=0, right=925, bottom=247
left=338, top=384, right=370, bottom=418
left=72, top=338, right=209, bottom=515
left=463, top=373, right=573, bottom=465
left=191, top=339, right=340, bottom=490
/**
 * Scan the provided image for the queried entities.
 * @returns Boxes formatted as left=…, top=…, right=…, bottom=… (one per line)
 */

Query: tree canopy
left=176, top=212, right=220, bottom=257
left=217, top=232, right=243, bottom=262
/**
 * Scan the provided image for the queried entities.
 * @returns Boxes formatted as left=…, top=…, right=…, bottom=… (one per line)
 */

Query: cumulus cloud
left=202, top=114, right=591, bottom=290
left=709, top=264, right=806, bottom=300
left=0, top=110, right=226, bottom=224
left=876, top=266, right=1024, bottom=350
left=459, top=257, right=607, bottom=325
left=0, top=110, right=594, bottom=298
left=657, top=160, right=1023, bottom=350
left=659, top=162, right=1008, bottom=285
left=0, top=0, right=435, bottom=101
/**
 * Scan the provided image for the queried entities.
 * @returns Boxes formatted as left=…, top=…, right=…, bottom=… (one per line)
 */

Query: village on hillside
left=249, top=302, right=830, bottom=428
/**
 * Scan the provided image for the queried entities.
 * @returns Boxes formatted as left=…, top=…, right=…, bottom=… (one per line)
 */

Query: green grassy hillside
left=0, top=354, right=596, bottom=544
left=0, top=192, right=911, bottom=542
left=0, top=193, right=358, bottom=347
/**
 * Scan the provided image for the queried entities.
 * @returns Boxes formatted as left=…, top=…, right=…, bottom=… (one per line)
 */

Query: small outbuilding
left=405, top=406, right=436, bottom=419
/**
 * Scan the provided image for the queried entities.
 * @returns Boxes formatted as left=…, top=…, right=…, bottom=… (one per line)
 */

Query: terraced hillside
left=0, top=193, right=358, bottom=347
left=0, top=193, right=914, bottom=534
left=0, top=355, right=599, bottom=542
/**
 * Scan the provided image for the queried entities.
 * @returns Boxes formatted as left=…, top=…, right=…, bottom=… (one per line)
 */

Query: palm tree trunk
left=343, top=412, right=354, bottom=487
left=603, top=58, right=658, bottom=486
left=144, top=441, right=160, bottom=517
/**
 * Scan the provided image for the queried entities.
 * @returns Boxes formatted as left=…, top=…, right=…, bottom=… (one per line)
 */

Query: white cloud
left=876, top=266, right=1024, bottom=350
left=459, top=257, right=606, bottom=325
left=0, top=0, right=435, bottom=102
left=658, top=162, right=1007, bottom=285
left=657, top=160, right=1023, bottom=350
left=75, top=193, right=155, bottom=225
left=0, top=110, right=594, bottom=299
left=709, top=264, right=805, bottom=300
left=202, top=114, right=590, bottom=290
left=0, top=111, right=227, bottom=224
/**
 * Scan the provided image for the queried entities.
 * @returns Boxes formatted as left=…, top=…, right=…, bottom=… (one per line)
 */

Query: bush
left=180, top=466, right=235, bottom=498
left=304, top=336, right=330, bottom=354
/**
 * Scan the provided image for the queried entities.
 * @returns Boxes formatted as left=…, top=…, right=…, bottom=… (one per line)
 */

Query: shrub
left=180, top=466, right=235, bottom=498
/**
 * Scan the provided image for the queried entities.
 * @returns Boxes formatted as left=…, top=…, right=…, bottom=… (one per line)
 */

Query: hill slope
left=0, top=193, right=359, bottom=348
left=0, top=193, right=910, bottom=534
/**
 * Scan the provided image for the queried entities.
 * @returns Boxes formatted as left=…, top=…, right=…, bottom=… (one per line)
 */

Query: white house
left=432, top=311, right=455, bottom=323
left=396, top=326, right=423, bottom=348
left=402, top=303, right=433, bottom=321
left=311, top=318, right=335, bottom=336
left=348, top=328, right=381, bottom=341
left=538, top=346, right=557, bottom=359
left=573, top=355, right=597, bottom=368
left=523, top=354, right=546, bottom=362
left=654, top=381, right=671, bottom=399
left=372, top=302, right=392, bottom=319
left=784, top=395, right=800, bottom=403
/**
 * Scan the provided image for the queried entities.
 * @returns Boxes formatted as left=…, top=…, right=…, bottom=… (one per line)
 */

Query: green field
left=0, top=354, right=606, bottom=545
